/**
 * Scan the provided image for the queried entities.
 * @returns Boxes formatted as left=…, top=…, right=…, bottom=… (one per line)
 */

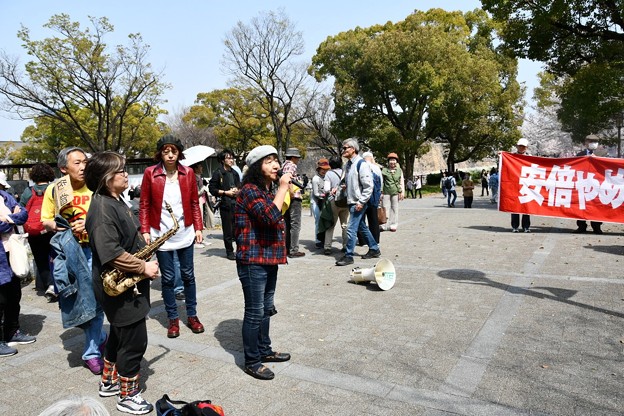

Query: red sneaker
left=167, top=318, right=180, bottom=338
left=187, top=316, right=205, bottom=334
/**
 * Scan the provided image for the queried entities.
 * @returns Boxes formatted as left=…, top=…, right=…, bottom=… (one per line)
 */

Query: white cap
left=245, top=145, right=278, bottom=167
left=0, top=172, right=10, bottom=189
left=516, top=138, right=529, bottom=147
left=362, top=151, right=373, bottom=159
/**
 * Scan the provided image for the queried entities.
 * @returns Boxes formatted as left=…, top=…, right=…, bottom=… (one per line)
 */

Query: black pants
left=105, top=318, right=148, bottom=377
left=464, top=196, right=473, bottom=208
left=220, top=208, right=235, bottom=254
left=415, top=188, right=422, bottom=198
left=28, top=233, right=53, bottom=291
left=481, top=181, right=489, bottom=196
left=511, top=214, right=531, bottom=230
left=0, top=263, right=21, bottom=342
left=357, top=203, right=380, bottom=245
left=576, top=220, right=602, bottom=231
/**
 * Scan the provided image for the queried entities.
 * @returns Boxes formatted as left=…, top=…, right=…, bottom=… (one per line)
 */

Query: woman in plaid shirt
left=235, top=145, right=293, bottom=380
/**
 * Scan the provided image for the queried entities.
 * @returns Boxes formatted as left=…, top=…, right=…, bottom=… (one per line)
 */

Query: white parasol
left=180, top=145, right=216, bottom=166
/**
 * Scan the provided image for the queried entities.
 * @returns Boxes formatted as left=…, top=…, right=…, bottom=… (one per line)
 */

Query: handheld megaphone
left=349, top=258, right=396, bottom=290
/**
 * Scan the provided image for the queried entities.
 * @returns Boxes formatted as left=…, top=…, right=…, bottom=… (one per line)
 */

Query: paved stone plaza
left=1, top=194, right=623, bottom=415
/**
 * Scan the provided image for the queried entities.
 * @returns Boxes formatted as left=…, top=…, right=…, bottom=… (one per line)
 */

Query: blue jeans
left=447, top=190, right=457, bottom=207
left=237, top=264, right=277, bottom=367
left=156, top=244, right=197, bottom=320
left=173, top=252, right=183, bottom=294
left=345, top=205, right=379, bottom=257
left=80, top=247, right=106, bottom=360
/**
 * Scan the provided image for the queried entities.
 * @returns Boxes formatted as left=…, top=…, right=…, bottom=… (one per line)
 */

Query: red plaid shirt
left=235, top=183, right=287, bottom=265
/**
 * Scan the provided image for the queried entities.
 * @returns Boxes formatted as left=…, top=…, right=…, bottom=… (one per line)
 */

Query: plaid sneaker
left=117, top=391, right=153, bottom=415
left=0, top=342, right=17, bottom=357
left=99, top=381, right=120, bottom=397
left=8, top=330, right=36, bottom=346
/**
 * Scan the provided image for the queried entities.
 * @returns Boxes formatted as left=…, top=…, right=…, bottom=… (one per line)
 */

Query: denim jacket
left=50, top=215, right=99, bottom=328
left=0, top=190, right=28, bottom=285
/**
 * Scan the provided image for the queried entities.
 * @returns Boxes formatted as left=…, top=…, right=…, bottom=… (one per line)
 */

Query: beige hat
left=246, top=145, right=278, bottom=167
left=0, top=172, right=10, bottom=189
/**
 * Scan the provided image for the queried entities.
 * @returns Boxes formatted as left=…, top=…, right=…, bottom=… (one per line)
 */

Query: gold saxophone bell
left=101, top=202, right=179, bottom=296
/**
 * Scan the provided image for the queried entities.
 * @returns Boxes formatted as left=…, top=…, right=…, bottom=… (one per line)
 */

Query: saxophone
left=102, top=202, right=179, bottom=296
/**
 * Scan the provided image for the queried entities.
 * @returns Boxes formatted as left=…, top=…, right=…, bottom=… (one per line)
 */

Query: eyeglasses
left=115, top=167, right=127, bottom=175
left=341, top=146, right=352, bottom=151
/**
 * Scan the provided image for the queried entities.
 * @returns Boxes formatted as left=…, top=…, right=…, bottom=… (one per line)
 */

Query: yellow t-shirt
left=41, top=181, right=92, bottom=243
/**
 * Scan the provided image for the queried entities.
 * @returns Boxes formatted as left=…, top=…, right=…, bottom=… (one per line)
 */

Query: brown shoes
left=167, top=318, right=180, bottom=338
left=288, top=251, right=305, bottom=258
left=187, top=316, right=205, bottom=334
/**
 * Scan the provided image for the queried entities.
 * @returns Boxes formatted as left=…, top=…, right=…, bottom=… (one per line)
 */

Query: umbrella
left=180, top=145, right=216, bottom=166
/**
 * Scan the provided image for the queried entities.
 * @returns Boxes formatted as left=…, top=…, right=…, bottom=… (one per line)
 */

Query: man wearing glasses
left=335, top=139, right=381, bottom=266
left=209, top=149, right=241, bottom=260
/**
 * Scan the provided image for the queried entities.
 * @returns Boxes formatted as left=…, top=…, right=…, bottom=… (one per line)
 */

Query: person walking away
left=281, top=148, right=305, bottom=258
left=0, top=182, right=35, bottom=358
left=510, top=138, right=531, bottom=232
left=574, top=134, right=603, bottom=234
left=85, top=152, right=160, bottom=415
left=480, top=169, right=489, bottom=196
left=488, top=167, right=499, bottom=204
left=445, top=173, right=457, bottom=207
left=139, top=134, right=205, bottom=338
left=235, top=145, right=292, bottom=380
left=335, top=139, right=381, bottom=266
left=208, top=149, right=241, bottom=260
left=41, top=147, right=107, bottom=375
left=19, top=163, right=56, bottom=301
left=462, top=173, right=474, bottom=208
left=440, top=171, right=448, bottom=198
left=323, top=156, right=349, bottom=255
left=380, top=152, right=404, bottom=232
left=406, top=178, right=414, bottom=199
left=414, top=175, right=422, bottom=199
left=311, top=158, right=329, bottom=249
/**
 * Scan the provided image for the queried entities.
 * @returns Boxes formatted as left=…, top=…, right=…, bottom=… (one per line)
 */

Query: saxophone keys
left=133, top=285, right=141, bottom=296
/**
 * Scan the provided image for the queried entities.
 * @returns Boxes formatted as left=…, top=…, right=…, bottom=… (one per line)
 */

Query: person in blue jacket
left=0, top=179, right=36, bottom=358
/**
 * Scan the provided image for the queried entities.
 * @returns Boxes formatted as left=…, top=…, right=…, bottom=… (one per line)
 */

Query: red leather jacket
left=139, top=162, right=203, bottom=233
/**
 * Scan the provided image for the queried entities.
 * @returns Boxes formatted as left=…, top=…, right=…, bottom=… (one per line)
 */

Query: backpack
left=23, top=186, right=46, bottom=236
left=354, top=159, right=382, bottom=208
left=444, top=177, right=453, bottom=190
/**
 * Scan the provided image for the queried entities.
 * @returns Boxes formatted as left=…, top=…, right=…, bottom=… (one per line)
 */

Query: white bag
left=8, top=233, right=31, bottom=278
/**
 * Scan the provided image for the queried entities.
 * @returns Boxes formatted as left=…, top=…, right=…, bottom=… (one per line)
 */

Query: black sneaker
left=8, top=330, right=36, bottom=346
left=174, top=292, right=185, bottom=301
left=0, top=342, right=17, bottom=357
left=99, top=381, right=120, bottom=397
left=361, top=249, right=381, bottom=259
left=226, top=252, right=236, bottom=261
left=335, top=256, right=354, bottom=266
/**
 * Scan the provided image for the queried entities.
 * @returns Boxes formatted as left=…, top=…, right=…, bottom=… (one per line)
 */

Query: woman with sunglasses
left=139, top=134, right=205, bottom=338
left=85, top=151, right=159, bottom=414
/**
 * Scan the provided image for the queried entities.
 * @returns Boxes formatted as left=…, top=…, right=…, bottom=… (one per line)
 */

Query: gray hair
left=57, top=147, right=87, bottom=169
left=341, top=138, right=360, bottom=153
left=38, top=396, right=110, bottom=416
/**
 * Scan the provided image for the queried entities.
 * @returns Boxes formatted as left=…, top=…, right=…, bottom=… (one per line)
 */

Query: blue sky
left=0, top=0, right=542, bottom=142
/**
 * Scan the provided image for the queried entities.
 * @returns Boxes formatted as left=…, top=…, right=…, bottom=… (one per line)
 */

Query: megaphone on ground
left=349, top=258, right=396, bottom=290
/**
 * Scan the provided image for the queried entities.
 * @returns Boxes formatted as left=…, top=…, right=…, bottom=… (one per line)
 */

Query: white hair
left=38, top=396, right=110, bottom=416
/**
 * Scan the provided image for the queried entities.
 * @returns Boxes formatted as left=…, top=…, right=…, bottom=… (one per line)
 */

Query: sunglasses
left=341, top=146, right=352, bottom=151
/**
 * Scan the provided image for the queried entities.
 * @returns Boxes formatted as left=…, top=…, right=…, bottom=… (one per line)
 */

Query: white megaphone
left=349, top=258, right=396, bottom=291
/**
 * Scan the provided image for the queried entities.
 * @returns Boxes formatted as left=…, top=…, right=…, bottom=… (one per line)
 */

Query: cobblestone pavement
left=2, top=193, right=623, bottom=415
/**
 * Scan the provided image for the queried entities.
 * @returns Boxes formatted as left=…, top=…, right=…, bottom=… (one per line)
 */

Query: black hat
left=156, top=134, right=184, bottom=152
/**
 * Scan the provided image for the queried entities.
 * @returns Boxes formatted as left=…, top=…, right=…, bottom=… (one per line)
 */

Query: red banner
left=499, top=152, right=624, bottom=223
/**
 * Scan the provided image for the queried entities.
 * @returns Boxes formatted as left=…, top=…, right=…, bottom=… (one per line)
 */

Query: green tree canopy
left=310, top=8, right=522, bottom=175
left=0, top=14, right=169, bottom=156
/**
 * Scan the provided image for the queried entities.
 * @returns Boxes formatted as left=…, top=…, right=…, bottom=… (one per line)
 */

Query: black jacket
left=208, top=165, right=241, bottom=211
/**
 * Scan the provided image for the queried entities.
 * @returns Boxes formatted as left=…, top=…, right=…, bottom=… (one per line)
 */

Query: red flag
left=499, top=152, right=624, bottom=223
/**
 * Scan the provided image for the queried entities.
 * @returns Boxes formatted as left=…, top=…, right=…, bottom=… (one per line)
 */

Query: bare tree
left=165, top=105, right=219, bottom=150
left=222, top=9, right=317, bottom=156
left=298, top=90, right=341, bottom=156
left=0, top=14, right=168, bottom=153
